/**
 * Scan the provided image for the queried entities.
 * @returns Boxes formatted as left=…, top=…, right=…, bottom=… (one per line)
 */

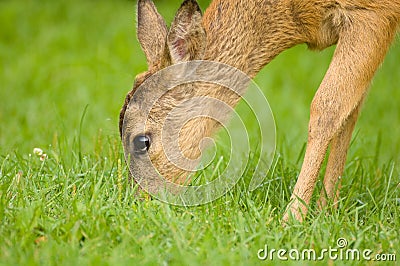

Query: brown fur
left=120, top=0, right=400, bottom=222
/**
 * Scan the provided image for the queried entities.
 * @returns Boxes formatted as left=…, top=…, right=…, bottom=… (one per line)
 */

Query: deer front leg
left=282, top=14, right=397, bottom=223
left=284, top=88, right=366, bottom=223
left=282, top=99, right=334, bottom=222
left=317, top=104, right=361, bottom=210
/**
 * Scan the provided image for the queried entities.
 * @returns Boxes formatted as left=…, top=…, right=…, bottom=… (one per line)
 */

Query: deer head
left=120, top=0, right=213, bottom=193
left=119, top=0, right=306, bottom=197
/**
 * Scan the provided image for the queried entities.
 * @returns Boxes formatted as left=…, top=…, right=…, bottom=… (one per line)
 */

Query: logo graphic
left=122, top=61, right=276, bottom=205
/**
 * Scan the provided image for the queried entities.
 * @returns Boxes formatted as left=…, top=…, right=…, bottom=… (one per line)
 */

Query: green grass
left=1, top=0, right=399, bottom=265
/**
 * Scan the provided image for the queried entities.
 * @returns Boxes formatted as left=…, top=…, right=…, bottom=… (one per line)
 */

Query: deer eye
left=133, top=135, right=151, bottom=154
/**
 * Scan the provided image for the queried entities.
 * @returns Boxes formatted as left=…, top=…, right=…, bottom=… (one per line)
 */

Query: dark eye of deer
left=133, top=135, right=151, bottom=154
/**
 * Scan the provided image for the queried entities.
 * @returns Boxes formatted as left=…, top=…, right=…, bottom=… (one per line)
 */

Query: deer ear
left=167, top=0, right=206, bottom=64
left=137, top=0, right=168, bottom=68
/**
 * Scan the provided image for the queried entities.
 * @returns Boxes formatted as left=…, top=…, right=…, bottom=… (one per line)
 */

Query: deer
left=119, top=0, right=400, bottom=222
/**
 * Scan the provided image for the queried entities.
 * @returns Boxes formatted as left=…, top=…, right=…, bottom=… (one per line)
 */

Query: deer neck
left=176, top=0, right=328, bottom=162
left=202, top=0, right=311, bottom=78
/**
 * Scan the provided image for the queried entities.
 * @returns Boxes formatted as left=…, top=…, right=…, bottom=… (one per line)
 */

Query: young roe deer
left=120, top=0, right=400, bottom=222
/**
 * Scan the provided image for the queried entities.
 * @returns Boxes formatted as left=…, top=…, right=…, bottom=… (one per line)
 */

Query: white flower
left=40, top=154, right=47, bottom=161
left=33, top=148, right=43, bottom=156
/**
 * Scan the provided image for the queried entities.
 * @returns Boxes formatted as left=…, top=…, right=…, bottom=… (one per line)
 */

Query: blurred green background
left=1, top=0, right=399, bottom=164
